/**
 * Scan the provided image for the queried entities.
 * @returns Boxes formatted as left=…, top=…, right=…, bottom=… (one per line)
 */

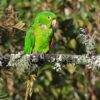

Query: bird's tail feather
left=25, top=74, right=36, bottom=100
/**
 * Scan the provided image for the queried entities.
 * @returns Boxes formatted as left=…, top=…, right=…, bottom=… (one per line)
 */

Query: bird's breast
left=32, top=35, right=50, bottom=52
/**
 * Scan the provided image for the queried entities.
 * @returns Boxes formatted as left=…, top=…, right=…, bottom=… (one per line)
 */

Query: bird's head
left=34, top=11, right=57, bottom=29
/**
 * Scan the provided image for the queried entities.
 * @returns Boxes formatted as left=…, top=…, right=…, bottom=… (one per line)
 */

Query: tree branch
left=0, top=28, right=99, bottom=76
left=0, top=53, right=100, bottom=70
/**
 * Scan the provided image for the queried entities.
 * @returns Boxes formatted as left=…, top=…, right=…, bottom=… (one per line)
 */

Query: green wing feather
left=24, top=26, right=35, bottom=54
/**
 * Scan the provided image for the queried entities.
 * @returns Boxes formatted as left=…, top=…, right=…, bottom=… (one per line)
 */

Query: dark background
left=0, top=0, right=100, bottom=100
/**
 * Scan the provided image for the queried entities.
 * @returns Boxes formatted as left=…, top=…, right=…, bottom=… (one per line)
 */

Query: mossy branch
left=0, top=53, right=100, bottom=70
left=0, top=28, right=99, bottom=76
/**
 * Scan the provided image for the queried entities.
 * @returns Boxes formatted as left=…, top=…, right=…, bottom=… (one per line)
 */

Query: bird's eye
left=47, top=16, right=51, bottom=20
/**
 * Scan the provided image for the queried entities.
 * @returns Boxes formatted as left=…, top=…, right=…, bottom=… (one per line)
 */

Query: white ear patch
left=41, top=24, right=47, bottom=30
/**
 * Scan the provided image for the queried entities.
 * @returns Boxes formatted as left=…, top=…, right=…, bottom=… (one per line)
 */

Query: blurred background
left=0, top=0, right=100, bottom=100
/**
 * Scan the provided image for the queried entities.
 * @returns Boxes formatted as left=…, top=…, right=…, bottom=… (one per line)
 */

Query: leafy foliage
left=0, top=0, right=100, bottom=100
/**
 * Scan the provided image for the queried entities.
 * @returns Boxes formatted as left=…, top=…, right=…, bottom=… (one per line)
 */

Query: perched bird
left=24, top=11, right=57, bottom=100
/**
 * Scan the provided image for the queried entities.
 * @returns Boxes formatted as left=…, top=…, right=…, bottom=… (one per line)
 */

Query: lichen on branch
left=0, top=28, right=99, bottom=76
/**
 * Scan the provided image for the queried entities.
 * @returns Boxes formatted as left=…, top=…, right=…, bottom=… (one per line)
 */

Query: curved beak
left=52, top=19, right=57, bottom=28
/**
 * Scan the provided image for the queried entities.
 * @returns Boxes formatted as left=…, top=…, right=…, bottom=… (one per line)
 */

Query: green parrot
left=24, top=11, right=57, bottom=100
